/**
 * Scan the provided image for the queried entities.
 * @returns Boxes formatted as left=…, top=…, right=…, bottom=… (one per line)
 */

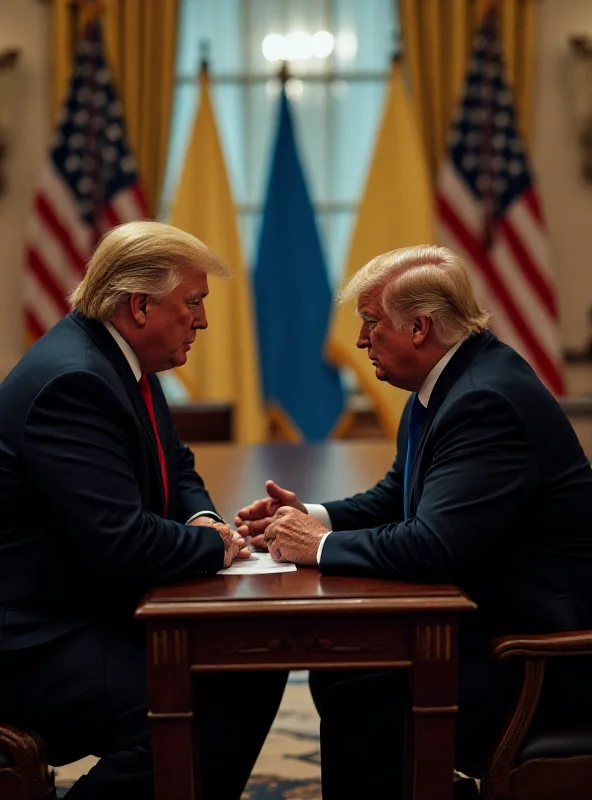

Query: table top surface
left=137, top=442, right=476, bottom=619
left=136, top=568, right=476, bottom=618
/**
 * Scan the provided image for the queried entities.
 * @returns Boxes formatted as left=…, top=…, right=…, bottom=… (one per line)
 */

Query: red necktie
left=138, top=373, right=169, bottom=515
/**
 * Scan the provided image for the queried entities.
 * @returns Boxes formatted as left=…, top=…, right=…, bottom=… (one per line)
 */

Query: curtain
left=399, top=0, right=538, bottom=182
left=50, top=0, right=179, bottom=216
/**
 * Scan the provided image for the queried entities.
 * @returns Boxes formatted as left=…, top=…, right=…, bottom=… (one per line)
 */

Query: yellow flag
left=325, top=59, right=434, bottom=438
left=170, top=68, right=267, bottom=443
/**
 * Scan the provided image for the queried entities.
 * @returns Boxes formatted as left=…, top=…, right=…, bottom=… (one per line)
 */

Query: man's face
left=356, top=285, right=417, bottom=391
left=139, top=270, right=209, bottom=373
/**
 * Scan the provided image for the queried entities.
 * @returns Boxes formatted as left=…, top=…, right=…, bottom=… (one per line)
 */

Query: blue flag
left=253, top=88, right=344, bottom=442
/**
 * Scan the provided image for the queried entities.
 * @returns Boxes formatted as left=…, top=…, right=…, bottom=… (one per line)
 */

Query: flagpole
left=198, top=39, right=211, bottom=76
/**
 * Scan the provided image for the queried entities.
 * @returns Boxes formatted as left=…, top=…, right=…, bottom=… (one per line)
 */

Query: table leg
left=404, top=618, right=459, bottom=800
left=146, top=623, right=200, bottom=800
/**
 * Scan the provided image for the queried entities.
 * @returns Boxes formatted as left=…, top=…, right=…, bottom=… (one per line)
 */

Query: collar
left=103, top=322, right=142, bottom=382
left=417, top=339, right=464, bottom=408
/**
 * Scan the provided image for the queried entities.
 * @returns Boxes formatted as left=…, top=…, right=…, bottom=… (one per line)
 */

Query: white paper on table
left=217, top=551, right=297, bottom=575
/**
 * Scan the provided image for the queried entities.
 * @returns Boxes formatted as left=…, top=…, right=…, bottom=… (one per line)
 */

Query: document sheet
left=217, top=551, right=297, bottom=575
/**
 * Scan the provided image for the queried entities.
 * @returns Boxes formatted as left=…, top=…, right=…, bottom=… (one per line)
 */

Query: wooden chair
left=481, top=631, right=592, bottom=800
left=0, top=724, right=56, bottom=800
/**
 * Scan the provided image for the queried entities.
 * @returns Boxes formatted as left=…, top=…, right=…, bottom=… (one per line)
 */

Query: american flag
left=25, top=18, right=147, bottom=340
left=436, top=8, right=564, bottom=395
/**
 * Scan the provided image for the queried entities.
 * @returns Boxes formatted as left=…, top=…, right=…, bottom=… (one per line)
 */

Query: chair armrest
left=492, top=631, right=592, bottom=660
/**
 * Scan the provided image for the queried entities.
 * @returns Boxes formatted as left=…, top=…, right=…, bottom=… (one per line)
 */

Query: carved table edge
left=135, top=596, right=477, bottom=618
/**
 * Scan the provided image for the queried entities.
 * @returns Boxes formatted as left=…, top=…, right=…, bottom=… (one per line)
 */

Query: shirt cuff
left=316, top=532, right=331, bottom=565
left=303, top=504, right=332, bottom=565
left=304, top=503, right=332, bottom=528
left=186, top=510, right=225, bottom=525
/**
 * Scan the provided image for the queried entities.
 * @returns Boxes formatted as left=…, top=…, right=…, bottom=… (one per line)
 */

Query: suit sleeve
left=22, top=370, right=224, bottom=585
left=320, top=389, right=537, bottom=581
left=322, top=399, right=410, bottom=530
left=150, top=373, right=219, bottom=523
left=171, top=432, right=219, bottom=523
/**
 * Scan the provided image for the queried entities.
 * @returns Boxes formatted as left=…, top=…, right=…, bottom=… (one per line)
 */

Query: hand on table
left=264, top=507, right=328, bottom=567
left=189, top=516, right=251, bottom=568
left=235, top=480, right=307, bottom=550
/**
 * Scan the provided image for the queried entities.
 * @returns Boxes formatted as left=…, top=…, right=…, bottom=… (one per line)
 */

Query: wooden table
left=136, top=442, right=476, bottom=800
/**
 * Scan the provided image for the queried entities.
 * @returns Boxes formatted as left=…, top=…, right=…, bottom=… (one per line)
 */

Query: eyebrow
left=186, top=291, right=209, bottom=301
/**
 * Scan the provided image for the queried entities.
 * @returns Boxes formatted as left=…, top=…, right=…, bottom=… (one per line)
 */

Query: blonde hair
left=70, top=220, right=231, bottom=320
left=339, top=245, right=490, bottom=346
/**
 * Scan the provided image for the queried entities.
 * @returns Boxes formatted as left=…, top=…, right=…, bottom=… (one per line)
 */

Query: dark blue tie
left=404, top=393, right=427, bottom=520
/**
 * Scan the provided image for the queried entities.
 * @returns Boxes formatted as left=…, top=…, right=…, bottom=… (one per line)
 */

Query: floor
left=54, top=672, right=322, bottom=798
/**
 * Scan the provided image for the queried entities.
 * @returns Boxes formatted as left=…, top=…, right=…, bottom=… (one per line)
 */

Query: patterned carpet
left=55, top=672, right=321, bottom=799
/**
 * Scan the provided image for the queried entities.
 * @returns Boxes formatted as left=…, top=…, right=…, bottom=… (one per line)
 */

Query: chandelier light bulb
left=312, top=30, right=334, bottom=59
left=262, top=33, right=286, bottom=62
left=285, top=32, right=313, bottom=61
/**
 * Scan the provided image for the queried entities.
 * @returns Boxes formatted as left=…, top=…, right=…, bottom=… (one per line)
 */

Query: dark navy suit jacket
left=321, top=331, right=592, bottom=653
left=0, top=312, right=224, bottom=650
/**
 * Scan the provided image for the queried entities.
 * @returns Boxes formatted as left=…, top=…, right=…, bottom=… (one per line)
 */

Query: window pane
left=212, top=83, right=248, bottom=204
left=164, top=0, right=398, bottom=271
left=177, top=0, right=243, bottom=76
left=160, top=81, right=199, bottom=217
left=329, top=209, right=356, bottom=285
left=333, top=0, right=396, bottom=71
left=330, top=79, right=387, bottom=203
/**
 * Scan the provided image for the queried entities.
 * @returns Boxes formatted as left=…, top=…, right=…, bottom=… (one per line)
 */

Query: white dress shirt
left=313, top=339, right=464, bottom=563
left=103, top=322, right=223, bottom=525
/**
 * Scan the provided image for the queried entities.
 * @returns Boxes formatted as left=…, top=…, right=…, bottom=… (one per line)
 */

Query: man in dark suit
left=0, top=221, right=286, bottom=799
left=236, top=244, right=592, bottom=800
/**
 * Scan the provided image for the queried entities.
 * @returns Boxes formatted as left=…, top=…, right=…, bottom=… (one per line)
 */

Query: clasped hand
left=235, top=481, right=328, bottom=567
left=188, top=516, right=250, bottom=569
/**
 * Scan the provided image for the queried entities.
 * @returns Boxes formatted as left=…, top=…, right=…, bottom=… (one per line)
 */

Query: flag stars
left=77, top=176, right=94, bottom=194
left=65, top=154, right=81, bottom=172
left=494, top=110, right=512, bottom=128
left=508, top=159, right=524, bottom=176
left=93, top=92, right=108, bottom=109
left=492, top=132, right=507, bottom=149
left=68, top=132, right=85, bottom=149
left=76, top=87, right=93, bottom=103
left=476, top=174, right=492, bottom=193
left=73, top=109, right=89, bottom=126
left=449, top=129, right=462, bottom=147
left=47, top=20, right=142, bottom=225
left=120, top=155, right=136, bottom=173
left=103, top=146, right=118, bottom=163
left=82, top=155, right=96, bottom=171
left=509, top=139, right=523, bottom=154
left=493, top=177, right=508, bottom=194
left=462, top=153, right=478, bottom=171
left=96, top=67, right=110, bottom=84
left=106, top=124, right=122, bottom=142
left=470, top=107, right=486, bottom=125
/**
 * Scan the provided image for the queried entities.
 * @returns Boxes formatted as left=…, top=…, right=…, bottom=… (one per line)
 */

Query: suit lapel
left=407, top=331, right=494, bottom=515
left=70, top=312, right=167, bottom=512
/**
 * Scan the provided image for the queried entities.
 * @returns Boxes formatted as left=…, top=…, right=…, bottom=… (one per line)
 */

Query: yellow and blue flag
left=253, top=88, right=344, bottom=442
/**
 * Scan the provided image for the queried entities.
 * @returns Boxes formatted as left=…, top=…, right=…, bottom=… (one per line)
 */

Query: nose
left=356, top=321, right=370, bottom=350
left=193, top=305, right=208, bottom=330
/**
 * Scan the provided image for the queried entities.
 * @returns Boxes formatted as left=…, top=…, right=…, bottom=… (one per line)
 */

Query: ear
left=411, top=315, right=431, bottom=346
left=129, top=293, right=149, bottom=327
